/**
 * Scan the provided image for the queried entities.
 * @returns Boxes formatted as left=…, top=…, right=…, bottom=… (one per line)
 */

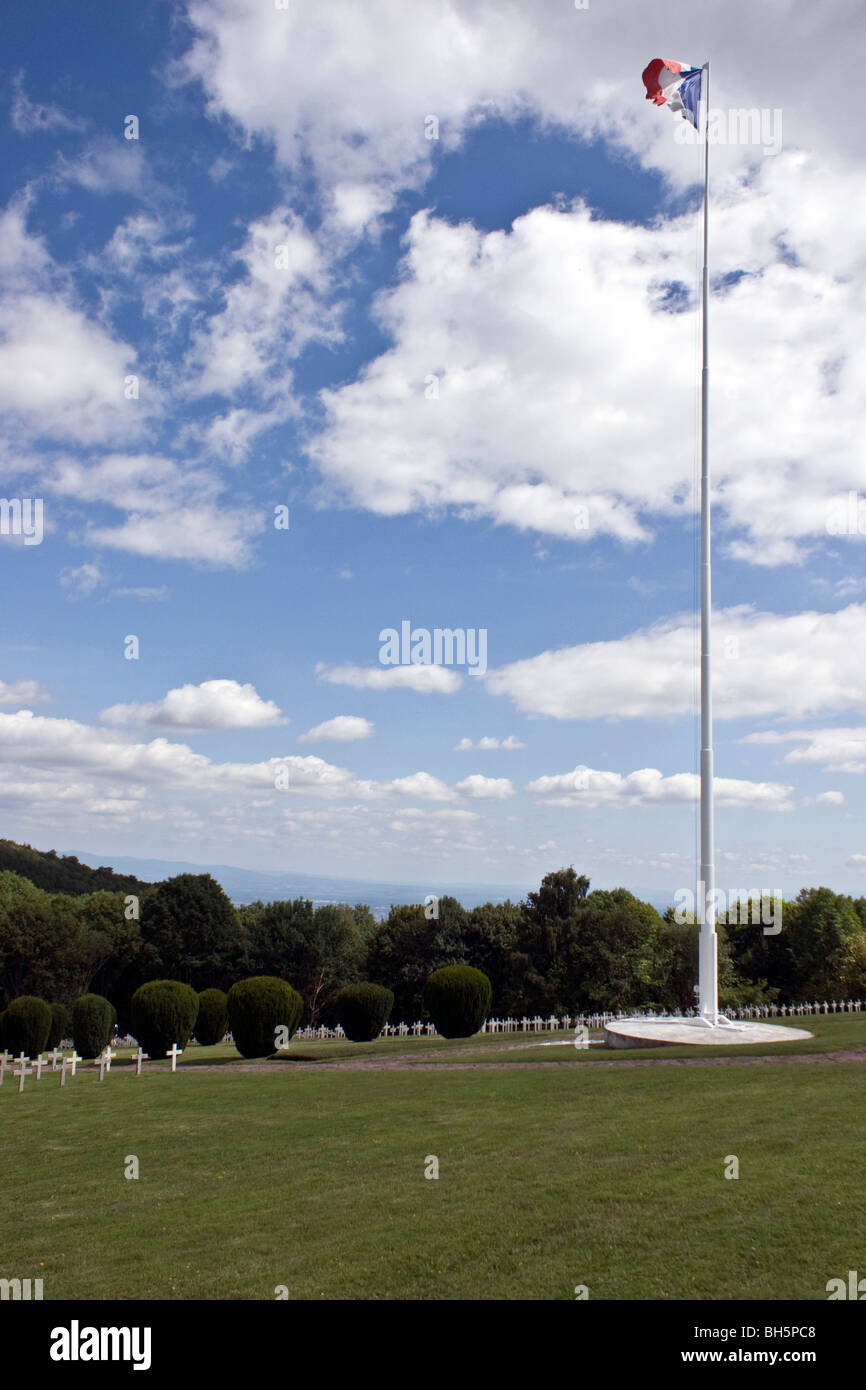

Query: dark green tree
left=366, top=898, right=467, bottom=1022
left=141, top=874, right=241, bottom=991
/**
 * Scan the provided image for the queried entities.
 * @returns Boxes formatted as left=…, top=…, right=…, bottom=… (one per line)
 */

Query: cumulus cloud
left=298, top=715, right=374, bottom=743
left=0, top=680, right=49, bottom=706
left=386, top=771, right=455, bottom=801
left=455, top=734, right=523, bottom=750
left=455, top=774, right=515, bottom=800
left=527, top=765, right=795, bottom=810
left=307, top=171, right=866, bottom=562
left=488, top=604, right=866, bottom=722
left=183, top=208, right=341, bottom=402
left=744, top=727, right=866, bottom=775
left=318, top=662, right=462, bottom=693
left=99, top=679, right=287, bottom=731
left=178, top=0, right=866, bottom=208
left=47, top=454, right=264, bottom=568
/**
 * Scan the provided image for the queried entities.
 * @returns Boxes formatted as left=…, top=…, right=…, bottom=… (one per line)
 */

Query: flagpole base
left=603, top=1016, right=812, bottom=1050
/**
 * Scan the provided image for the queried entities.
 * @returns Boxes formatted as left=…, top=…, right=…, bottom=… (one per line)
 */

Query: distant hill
left=66, top=850, right=533, bottom=916
left=0, top=839, right=148, bottom=896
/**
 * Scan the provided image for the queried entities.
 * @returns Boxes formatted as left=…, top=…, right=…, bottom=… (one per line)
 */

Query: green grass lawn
left=6, top=1017, right=866, bottom=1295
left=3, top=1016, right=864, bottom=1300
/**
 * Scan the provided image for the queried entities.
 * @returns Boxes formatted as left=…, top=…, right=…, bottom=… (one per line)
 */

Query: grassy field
left=3, top=1016, right=865, bottom=1300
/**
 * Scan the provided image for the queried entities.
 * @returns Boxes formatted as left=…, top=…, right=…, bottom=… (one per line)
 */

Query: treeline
left=2, top=863, right=866, bottom=1026
left=0, top=839, right=145, bottom=896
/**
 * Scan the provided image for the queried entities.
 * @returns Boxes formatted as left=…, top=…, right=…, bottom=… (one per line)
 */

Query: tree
left=563, top=889, right=659, bottom=1013
left=366, top=900, right=466, bottom=1022
left=141, top=874, right=241, bottom=991
left=519, top=868, right=591, bottom=1013
left=243, top=899, right=364, bottom=1025
left=463, top=900, right=528, bottom=1017
left=775, top=888, right=862, bottom=999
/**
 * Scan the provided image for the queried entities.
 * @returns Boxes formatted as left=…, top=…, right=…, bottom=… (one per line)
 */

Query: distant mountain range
left=67, top=851, right=675, bottom=917
left=66, top=851, right=536, bottom=916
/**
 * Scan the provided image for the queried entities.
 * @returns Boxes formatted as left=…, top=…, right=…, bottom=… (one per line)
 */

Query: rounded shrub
left=130, top=980, right=199, bottom=1059
left=0, top=1011, right=7, bottom=1049
left=4, top=995, right=52, bottom=1056
left=336, top=983, right=394, bottom=1042
left=73, top=993, right=116, bottom=1059
left=227, top=976, right=303, bottom=1058
left=47, top=1002, right=70, bottom=1049
left=423, top=965, right=492, bottom=1039
left=194, top=988, right=228, bottom=1046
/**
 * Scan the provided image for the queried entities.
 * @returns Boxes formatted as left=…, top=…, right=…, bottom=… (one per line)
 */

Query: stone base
left=603, top=1017, right=813, bottom=1049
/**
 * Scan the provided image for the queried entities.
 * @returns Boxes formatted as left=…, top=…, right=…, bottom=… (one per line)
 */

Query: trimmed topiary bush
left=130, top=980, right=199, bottom=1059
left=423, top=965, right=492, bottom=1038
left=336, top=983, right=394, bottom=1042
left=194, top=988, right=228, bottom=1046
left=4, top=995, right=52, bottom=1056
left=73, top=993, right=116, bottom=1059
left=227, top=976, right=303, bottom=1058
left=47, top=1002, right=70, bottom=1049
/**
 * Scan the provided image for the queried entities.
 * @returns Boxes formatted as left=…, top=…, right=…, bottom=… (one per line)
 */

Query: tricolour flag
left=641, top=59, right=703, bottom=128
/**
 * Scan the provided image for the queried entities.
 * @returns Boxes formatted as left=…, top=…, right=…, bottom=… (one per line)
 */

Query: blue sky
left=1, top=0, right=865, bottom=901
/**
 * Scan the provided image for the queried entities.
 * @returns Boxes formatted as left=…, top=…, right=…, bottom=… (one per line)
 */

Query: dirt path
left=179, top=1043, right=866, bottom=1074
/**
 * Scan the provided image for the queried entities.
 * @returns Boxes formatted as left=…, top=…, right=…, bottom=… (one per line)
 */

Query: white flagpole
left=697, top=60, right=718, bottom=1023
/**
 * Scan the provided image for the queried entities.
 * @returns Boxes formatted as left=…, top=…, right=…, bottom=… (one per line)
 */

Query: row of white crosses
left=0, top=1042, right=186, bottom=1091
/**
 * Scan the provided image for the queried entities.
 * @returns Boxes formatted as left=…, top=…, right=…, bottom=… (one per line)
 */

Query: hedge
left=72, top=993, right=116, bottom=1059
left=130, top=980, right=199, bottom=1059
left=3, top=995, right=52, bottom=1056
left=47, top=1002, right=70, bottom=1049
left=423, top=965, right=492, bottom=1038
left=194, top=988, right=228, bottom=1046
left=226, top=976, right=303, bottom=1059
left=336, top=983, right=394, bottom=1042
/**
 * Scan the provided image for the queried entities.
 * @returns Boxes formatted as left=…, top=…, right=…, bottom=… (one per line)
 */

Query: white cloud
left=318, top=662, right=462, bottom=693
left=816, top=791, right=845, bottom=805
left=0, top=709, right=351, bottom=795
left=60, top=562, right=104, bottom=598
left=744, top=727, right=866, bottom=775
left=527, top=766, right=795, bottom=811
left=54, top=138, right=148, bottom=196
left=179, top=0, right=866, bottom=210
left=455, top=734, right=523, bottom=750
left=99, top=680, right=287, bottom=731
left=11, top=74, right=85, bottom=135
left=0, top=680, right=49, bottom=706
left=183, top=209, right=340, bottom=401
left=385, top=771, right=455, bottom=801
left=298, top=715, right=374, bottom=744
left=455, top=774, right=515, bottom=800
left=307, top=171, right=866, bottom=562
left=488, top=604, right=866, bottom=722
left=47, top=454, right=264, bottom=568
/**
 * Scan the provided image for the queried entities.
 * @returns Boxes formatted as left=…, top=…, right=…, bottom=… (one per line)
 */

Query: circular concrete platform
left=603, top=1018, right=813, bottom=1049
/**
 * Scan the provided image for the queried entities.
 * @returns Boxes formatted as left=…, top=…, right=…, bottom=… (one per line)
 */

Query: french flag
left=642, top=59, right=703, bottom=128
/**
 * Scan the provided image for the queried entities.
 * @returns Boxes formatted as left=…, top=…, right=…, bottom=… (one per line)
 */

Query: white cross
left=49, top=1047, right=63, bottom=1072
left=60, top=1057, right=69, bottom=1087
left=103, top=1045, right=115, bottom=1072
left=133, top=1046, right=149, bottom=1075
left=166, top=1043, right=182, bottom=1072
left=14, top=1055, right=32, bottom=1092
left=33, top=1055, right=45, bottom=1080
left=67, top=1050, right=81, bottom=1076
left=98, top=1049, right=111, bottom=1081
left=0, top=1049, right=11, bottom=1086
